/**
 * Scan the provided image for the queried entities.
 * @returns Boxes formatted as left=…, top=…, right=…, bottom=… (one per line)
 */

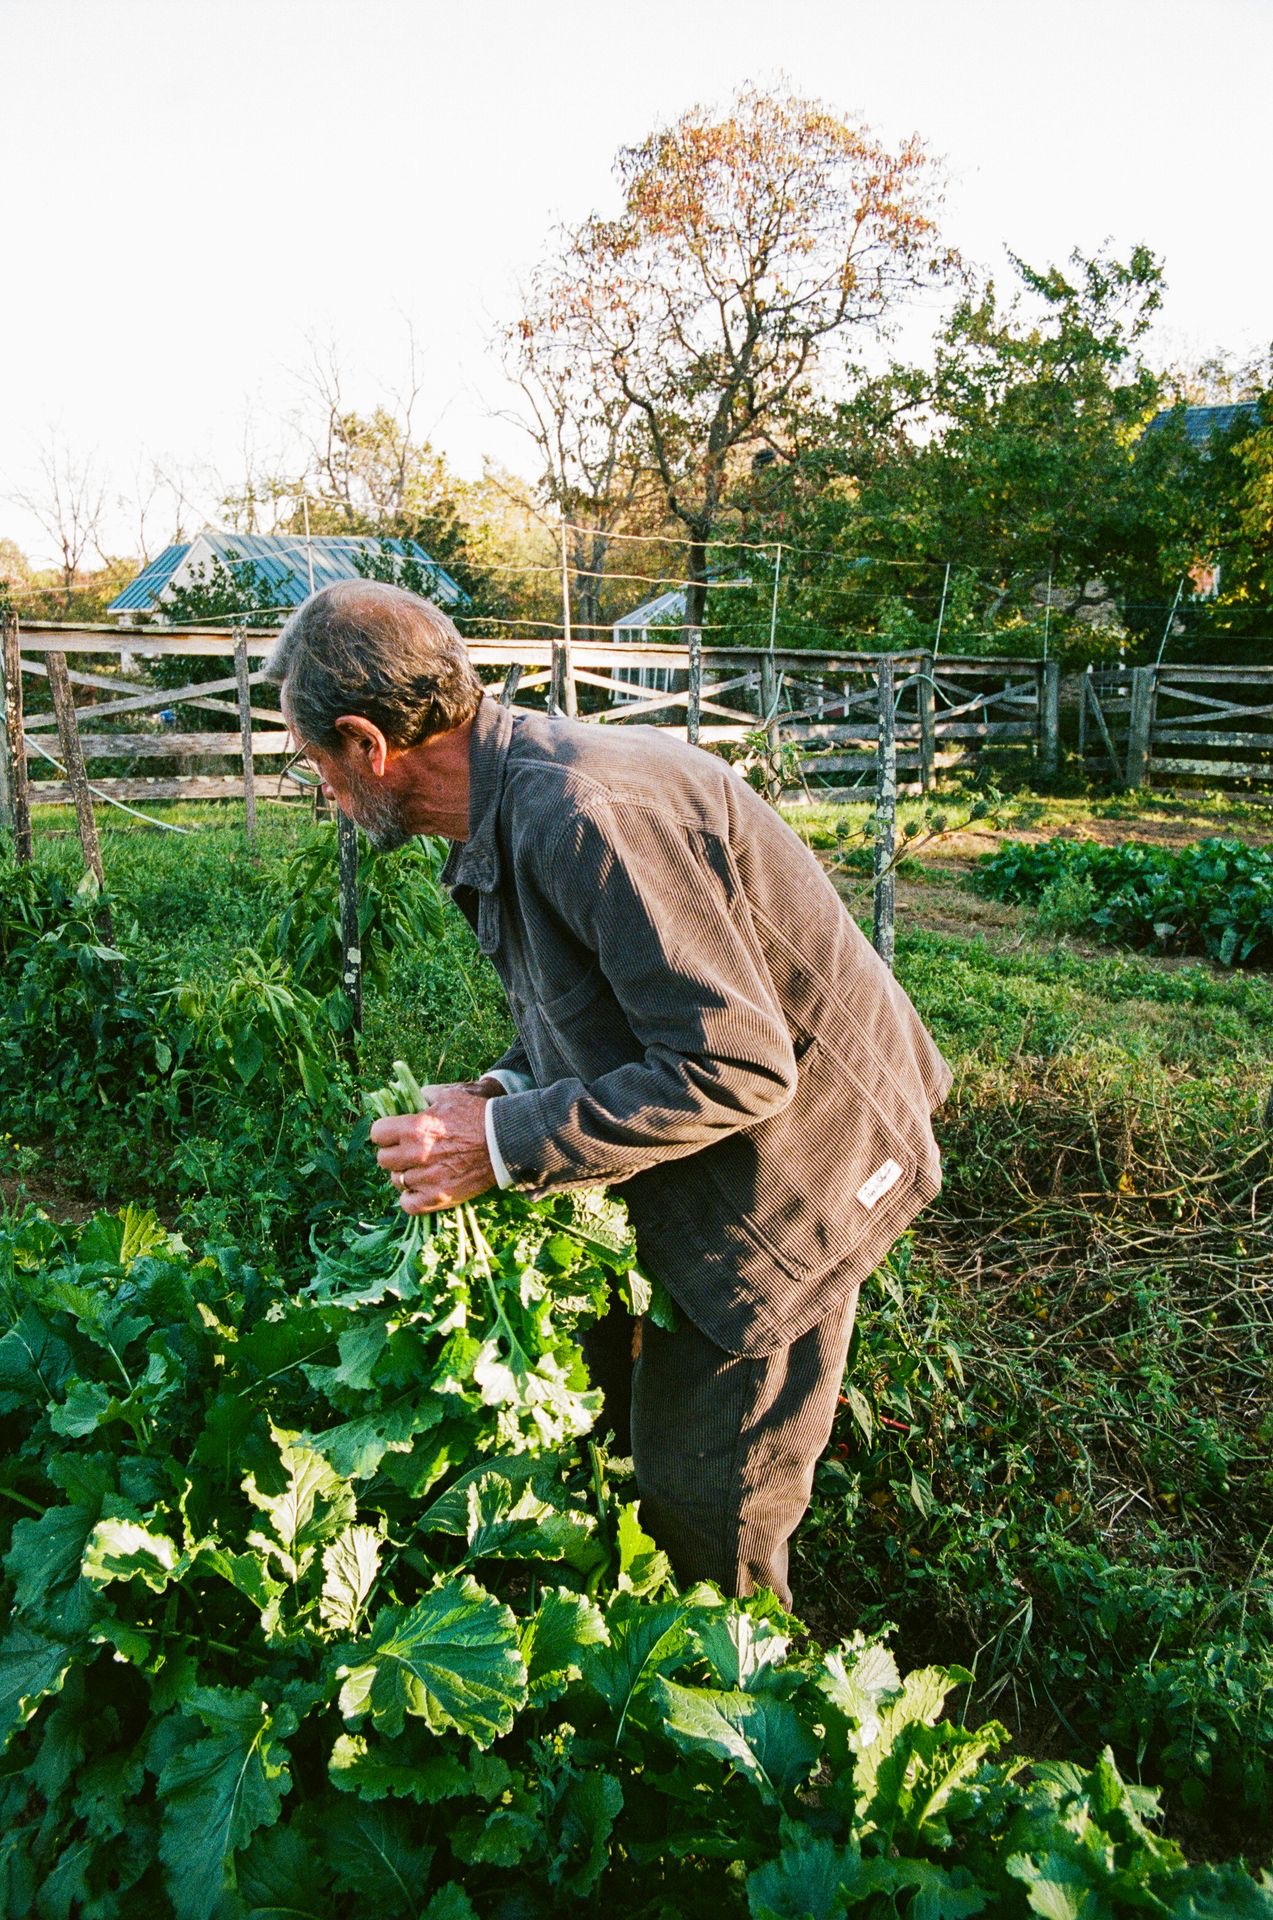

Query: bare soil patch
left=1, top=1169, right=101, bottom=1224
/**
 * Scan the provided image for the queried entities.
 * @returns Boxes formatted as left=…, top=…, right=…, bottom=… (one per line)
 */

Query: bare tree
left=502, top=285, right=646, bottom=635
left=294, top=327, right=431, bottom=528
left=216, top=413, right=300, bottom=535
left=118, top=457, right=201, bottom=565
left=9, top=435, right=107, bottom=609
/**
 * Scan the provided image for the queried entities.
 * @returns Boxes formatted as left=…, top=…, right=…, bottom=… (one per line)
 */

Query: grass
left=5, top=790, right=1272, bottom=1860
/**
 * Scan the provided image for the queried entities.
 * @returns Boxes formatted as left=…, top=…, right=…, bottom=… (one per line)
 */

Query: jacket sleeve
left=489, top=795, right=798, bottom=1191
left=482, top=1035, right=534, bottom=1084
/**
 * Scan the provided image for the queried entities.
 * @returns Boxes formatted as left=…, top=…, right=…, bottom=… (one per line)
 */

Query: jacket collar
left=439, top=695, right=514, bottom=895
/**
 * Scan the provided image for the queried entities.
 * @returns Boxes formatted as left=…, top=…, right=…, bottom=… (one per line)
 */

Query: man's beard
left=347, top=777, right=415, bottom=852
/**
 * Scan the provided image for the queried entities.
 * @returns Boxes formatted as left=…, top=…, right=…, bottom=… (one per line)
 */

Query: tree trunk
left=685, top=540, right=709, bottom=630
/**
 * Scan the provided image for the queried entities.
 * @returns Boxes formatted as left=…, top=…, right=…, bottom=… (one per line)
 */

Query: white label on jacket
left=856, top=1159, right=904, bottom=1210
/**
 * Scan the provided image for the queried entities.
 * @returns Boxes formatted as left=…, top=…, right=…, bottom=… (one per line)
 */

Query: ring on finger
left=392, top=1171, right=406, bottom=1189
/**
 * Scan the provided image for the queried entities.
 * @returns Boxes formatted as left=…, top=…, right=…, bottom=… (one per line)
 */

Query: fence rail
left=2, top=623, right=1060, bottom=812
left=1081, top=662, right=1273, bottom=788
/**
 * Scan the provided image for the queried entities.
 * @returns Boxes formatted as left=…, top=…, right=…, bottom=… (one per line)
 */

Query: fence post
left=234, top=628, right=257, bottom=850
left=1039, top=660, right=1061, bottom=778
left=498, top=662, right=523, bottom=708
left=2, top=609, right=33, bottom=861
left=46, top=650, right=113, bottom=942
left=550, top=640, right=575, bottom=717
left=759, top=654, right=784, bottom=802
left=558, top=522, right=578, bottom=718
left=873, top=655, right=897, bottom=971
left=917, top=649, right=936, bottom=793
left=686, top=629, right=702, bottom=745
left=337, top=812, right=363, bottom=1035
left=1125, top=666, right=1155, bottom=790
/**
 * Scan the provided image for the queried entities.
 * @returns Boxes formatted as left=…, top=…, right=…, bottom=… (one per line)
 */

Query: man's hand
left=370, top=1079, right=502, bottom=1214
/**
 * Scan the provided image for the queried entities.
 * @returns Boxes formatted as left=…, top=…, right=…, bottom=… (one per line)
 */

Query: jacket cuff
left=488, top=1085, right=632, bottom=1193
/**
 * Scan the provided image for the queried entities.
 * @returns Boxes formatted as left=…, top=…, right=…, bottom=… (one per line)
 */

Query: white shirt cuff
left=480, top=1067, right=534, bottom=1096
left=481, top=1066, right=534, bottom=1191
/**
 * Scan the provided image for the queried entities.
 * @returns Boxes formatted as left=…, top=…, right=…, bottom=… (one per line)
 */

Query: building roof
left=1142, top=401, right=1261, bottom=448
left=107, top=529, right=466, bottom=619
left=613, top=577, right=758, bottom=637
left=107, top=542, right=192, bottom=614
left=613, top=587, right=691, bottom=635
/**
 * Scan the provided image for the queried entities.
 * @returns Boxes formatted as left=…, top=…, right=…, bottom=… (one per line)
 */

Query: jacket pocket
left=693, top=1030, right=919, bottom=1285
left=533, top=964, right=641, bottom=1080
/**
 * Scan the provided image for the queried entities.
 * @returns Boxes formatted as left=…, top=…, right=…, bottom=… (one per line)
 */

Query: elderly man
left=267, top=581, right=950, bottom=1608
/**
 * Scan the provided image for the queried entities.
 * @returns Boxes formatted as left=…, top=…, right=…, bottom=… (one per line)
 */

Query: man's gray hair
left=265, top=581, right=484, bottom=750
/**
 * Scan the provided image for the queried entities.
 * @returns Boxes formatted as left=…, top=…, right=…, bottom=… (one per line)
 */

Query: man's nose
left=321, top=778, right=337, bottom=801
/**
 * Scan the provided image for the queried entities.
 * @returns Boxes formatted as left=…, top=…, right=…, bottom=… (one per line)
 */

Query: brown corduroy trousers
left=582, top=1284, right=860, bottom=1610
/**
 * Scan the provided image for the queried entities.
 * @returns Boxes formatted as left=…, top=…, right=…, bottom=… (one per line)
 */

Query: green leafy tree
left=159, top=553, right=291, bottom=630
left=735, top=246, right=1203, bottom=658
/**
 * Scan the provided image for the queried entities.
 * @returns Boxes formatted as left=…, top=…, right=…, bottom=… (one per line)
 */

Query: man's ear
left=332, top=714, right=392, bottom=777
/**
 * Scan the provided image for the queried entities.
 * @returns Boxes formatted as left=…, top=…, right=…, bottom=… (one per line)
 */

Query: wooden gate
left=1080, top=662, right=1273, bottom=788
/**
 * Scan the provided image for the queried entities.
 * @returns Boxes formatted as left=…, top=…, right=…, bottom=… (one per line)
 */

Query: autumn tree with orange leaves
left=513, top=86, right=952, bottom=627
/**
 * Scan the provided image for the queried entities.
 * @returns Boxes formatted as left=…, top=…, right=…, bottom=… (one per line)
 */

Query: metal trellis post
left=872, top=654, right=897, bottom=971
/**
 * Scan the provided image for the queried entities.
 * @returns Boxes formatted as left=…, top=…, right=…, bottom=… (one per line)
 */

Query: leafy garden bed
left=4, top=1203, right=1271, bottom=1918
left=973, top=836, right=1273, bottom=966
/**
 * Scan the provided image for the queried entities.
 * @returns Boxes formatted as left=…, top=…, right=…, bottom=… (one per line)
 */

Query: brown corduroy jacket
left=440, top=696, right=952, bottom=1355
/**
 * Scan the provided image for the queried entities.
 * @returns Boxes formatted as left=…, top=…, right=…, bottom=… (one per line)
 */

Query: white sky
left=2, top=0, right=1270, bottom=569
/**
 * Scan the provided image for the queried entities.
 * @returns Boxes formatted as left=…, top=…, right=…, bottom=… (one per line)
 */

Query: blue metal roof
left=107, top=530, right=467, bottom=618
left=107, top=542, right=191, bottom=613
left=1142, top=402, right=1261, bottom=448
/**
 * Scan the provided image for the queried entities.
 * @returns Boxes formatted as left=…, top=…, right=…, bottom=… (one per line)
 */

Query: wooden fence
left=1080, top=662, right=1273, bottom=788
left=1, top=622, right=1061, bottom=813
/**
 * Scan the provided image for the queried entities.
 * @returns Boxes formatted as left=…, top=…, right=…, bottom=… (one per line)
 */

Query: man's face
left=304, top=737, right=416, bottom=850
left=282, top=690, right=474, bottom=845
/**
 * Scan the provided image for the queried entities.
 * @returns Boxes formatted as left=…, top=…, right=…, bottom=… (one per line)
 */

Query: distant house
left=106, top=529, right=466, bottom=623
left=1139, top=403, right=1263, bottom=605
left=1141, top=401, right=1261, bottom=449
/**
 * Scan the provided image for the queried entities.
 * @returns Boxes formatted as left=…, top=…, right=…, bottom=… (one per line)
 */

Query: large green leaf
left=692, top=1603, right=790, bottom=1692
left=319, top=1525, right=382, bottom=1634
left=304, top=1393, right=445, bottom=1480
left=747, top=1831, right=860, bottom=1919
left=335, top=1575, right=526, bottom=1746
left=420, top=1888, right=478, bottom=1920
left=815, top=1635, right=902, bottom=1752
left=520, top=1587, right=609, bottom=1705
left=652, top=1677, right=819, bottom=1805
left=545, top=1767, right=624, bottom=1898
left=581, top=1588, right=718, bottom=1735
left=0, top=1622, right=75, bottom=1743
left=323, top=1799, right=433, bottom=1917
left=4, top=1503, right=101, bottom=1636
left=244, top=1431, right=356, bottom=1583
left=49, top=1379, right=127, bottom=1439
left=416, top=1452, right=555, bottom=1537
left=82, top=1517, right=182, bottom=1592
left=235, top=1821, right=331, bottom=1920
left=76, top=1206, right=177, bottom=1271
left=156, top=1687, right=297, bottom=1920
left=462, top=1472, right=603, bottom=1574
left=329, top=1730, right=467, bottom=1804
left=1004, top=1850, right=1103, bottom=1920
left=614, top=1501, right=673, bottom=1598
left=200, top=1547, right=287, bottom=1638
